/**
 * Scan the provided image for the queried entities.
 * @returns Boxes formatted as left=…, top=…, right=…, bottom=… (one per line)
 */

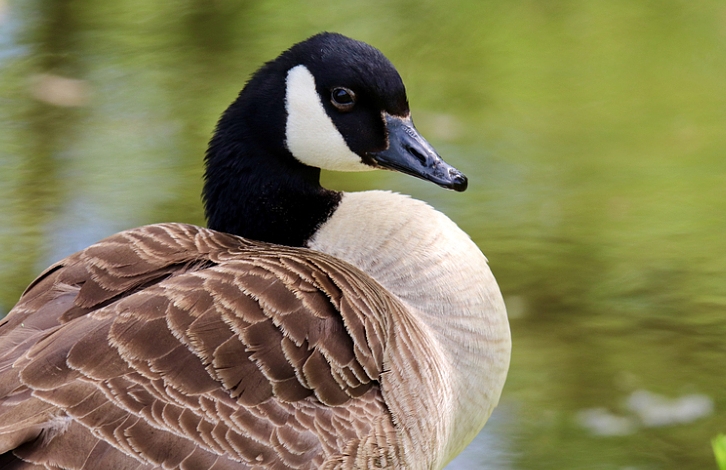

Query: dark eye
left=331, top=87, right=356, bottom=111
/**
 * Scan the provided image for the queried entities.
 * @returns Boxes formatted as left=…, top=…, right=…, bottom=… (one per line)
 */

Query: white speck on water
left=576, top=408, right=636, bottom=436
left=577, top=389, right=714, bottom=437
left=626, top=389, right=713, bottom=427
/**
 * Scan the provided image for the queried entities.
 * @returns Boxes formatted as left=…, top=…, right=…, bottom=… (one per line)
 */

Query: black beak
left=366, top=114, right=467, bottom=192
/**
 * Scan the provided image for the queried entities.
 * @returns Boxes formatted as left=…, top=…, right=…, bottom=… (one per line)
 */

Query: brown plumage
left=0, top=223, right=429, bottom=468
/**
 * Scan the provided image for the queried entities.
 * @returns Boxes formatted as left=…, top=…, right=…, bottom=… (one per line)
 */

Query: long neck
left=203, top=81, right=341, bottom=247
left=307, top=190, right=511, bottom=467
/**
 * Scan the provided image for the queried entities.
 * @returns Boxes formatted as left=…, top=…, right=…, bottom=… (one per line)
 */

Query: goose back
left=0, top=221, right=473, bottom=469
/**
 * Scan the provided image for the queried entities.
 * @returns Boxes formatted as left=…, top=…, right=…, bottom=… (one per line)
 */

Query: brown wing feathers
left=0, top=223, right=400, bottom=469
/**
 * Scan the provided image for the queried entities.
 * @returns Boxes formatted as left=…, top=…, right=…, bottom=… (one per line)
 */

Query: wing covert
left=0, top=223, right=400, bottom=469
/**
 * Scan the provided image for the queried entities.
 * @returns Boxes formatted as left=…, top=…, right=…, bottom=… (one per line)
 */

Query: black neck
left=202, top=85, right=341, bottom=247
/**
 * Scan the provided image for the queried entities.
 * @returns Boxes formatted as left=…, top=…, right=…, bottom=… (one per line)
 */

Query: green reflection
left=1, top=1, right=725, bottom=469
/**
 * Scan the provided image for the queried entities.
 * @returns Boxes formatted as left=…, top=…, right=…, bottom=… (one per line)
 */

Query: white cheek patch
left=285, top=65, right=373, bottom=172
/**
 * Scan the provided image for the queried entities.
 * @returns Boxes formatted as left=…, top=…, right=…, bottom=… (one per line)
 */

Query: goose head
left=203, top=32, right=467, bottom=245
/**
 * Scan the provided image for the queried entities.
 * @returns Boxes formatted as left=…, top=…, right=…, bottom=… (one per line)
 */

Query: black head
left=203, top=33, right=467, bottom=244
left=281, top=32, right=408, bottom=159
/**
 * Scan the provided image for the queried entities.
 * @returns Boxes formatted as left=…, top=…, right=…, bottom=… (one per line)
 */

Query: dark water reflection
left=1, top=1, right=725, bottom=469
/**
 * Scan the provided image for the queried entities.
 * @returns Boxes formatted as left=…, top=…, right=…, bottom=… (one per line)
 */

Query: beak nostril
left=407, top=145, right=428, bottom=165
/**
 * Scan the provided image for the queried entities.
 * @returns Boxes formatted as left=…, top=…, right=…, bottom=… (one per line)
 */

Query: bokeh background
left=1, top=1, right=725, bottom=468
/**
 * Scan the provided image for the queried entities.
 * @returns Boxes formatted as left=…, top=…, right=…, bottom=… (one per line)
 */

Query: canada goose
left=0, top=33, right=510, bottom=469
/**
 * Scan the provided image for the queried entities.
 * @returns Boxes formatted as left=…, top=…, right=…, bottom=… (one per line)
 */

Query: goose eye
left=331, top=87, right=356, bottom=111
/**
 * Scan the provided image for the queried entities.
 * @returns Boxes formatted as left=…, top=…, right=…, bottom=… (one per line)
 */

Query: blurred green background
left=1, top=0, right=725, bottom=468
